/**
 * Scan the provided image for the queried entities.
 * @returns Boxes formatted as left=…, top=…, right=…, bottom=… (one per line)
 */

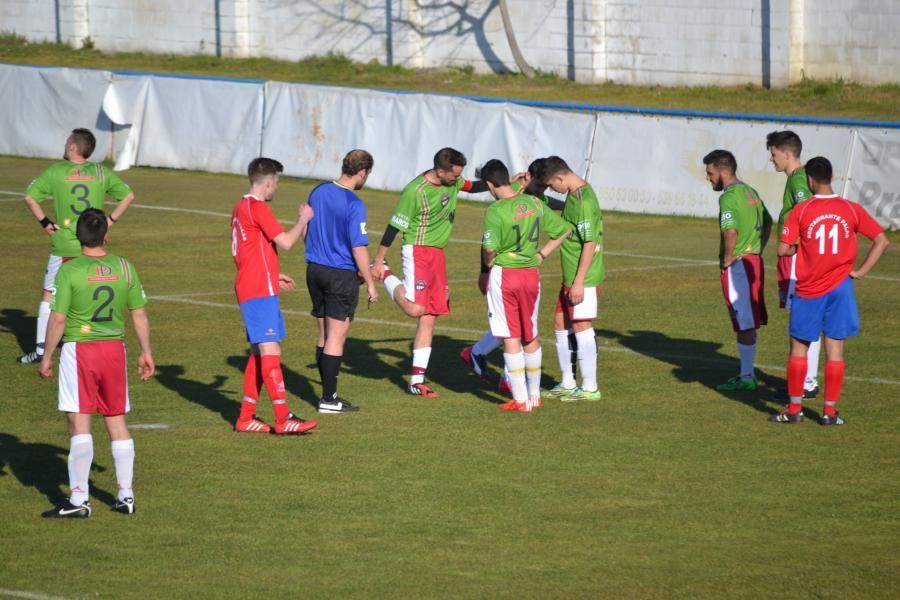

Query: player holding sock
left=772, top=156, right=889, bottom=425
left=232, top=158, right=317, bottom=435
left=371, top=148, right=488, bottom=398
left=480, top=159, right=570, bottom=412
left=703, top=150, right=772, bottom=392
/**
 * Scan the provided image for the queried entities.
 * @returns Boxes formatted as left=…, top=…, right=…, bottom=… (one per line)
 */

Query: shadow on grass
left=225, top=353, right=318, bottom=411
left=598, top=329, right=784, bottom=415
left=0, top=432, right=116, bottom=508
left=155, top=364, right=240, bottom=426
left=0, top=308, right=35, bottom=354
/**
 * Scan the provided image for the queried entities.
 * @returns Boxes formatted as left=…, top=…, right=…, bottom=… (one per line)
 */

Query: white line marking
left=147, top=294, right=900, bottom=386
left=0, top=589, right=69, bottom=600
left=0, top=190, right=21, bottom=196
left=130, top=423, right=170, bottom=430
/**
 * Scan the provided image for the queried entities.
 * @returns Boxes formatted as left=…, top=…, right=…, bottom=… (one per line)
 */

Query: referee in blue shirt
left=305, top=149, right=378, bottom=413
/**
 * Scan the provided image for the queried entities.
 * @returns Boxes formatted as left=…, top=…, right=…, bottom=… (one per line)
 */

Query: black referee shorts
left=306, top=262, right=361, bottom=321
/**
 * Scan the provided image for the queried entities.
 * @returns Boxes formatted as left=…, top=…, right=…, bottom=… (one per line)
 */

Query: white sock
left=68, top=434, right=93, bottom=506
left=554, top=330, right=576, bottom=389
left=575, top=328, right=598, bottom=392
left=411, top=346, right=431, bottom=385
left=473, top=330, right=502, bottom=357
left=738, top=342, right=756, bottom=379
left=805, top=337, right=821, bottom=389
left=36, top=300, right=51, bottom=352
left=111, top=438, right=135, bottom=501
left=524, top=348, right=542, bottom=400
left=504, top=351, right=527, bottom=403
left=384, top=274, right=402, bottom=301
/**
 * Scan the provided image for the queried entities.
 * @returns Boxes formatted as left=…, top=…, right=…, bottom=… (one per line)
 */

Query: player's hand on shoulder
left=138, top=352, right=155, bottom=381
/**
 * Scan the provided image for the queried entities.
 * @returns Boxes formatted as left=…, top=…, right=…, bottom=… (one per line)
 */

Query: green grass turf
left=1, top=156, right=899, bottom=598
left=2, top=34, right=900, bottom=122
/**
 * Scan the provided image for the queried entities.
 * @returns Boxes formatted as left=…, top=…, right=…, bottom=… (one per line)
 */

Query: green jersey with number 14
left=560, top=184, right=605, bottom=286
left=26, top=161, right=132, bottom=257
left=50, top=254, right=148, bottom=342
left=482, top=193, right=570, bottom=268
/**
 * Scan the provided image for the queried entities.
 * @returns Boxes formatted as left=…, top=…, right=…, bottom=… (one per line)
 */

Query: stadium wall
left=1, top=64, right=898, bottom=229
left=2, top=1, right=899, bottom=87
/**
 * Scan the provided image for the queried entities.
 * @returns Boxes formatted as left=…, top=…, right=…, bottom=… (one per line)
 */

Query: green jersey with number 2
left=26, top=161, right=132, bottom=257
left=51, top=254, right=148, bottom=342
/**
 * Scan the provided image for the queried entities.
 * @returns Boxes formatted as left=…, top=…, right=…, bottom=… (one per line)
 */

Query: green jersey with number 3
left=482, top=193, right=570, bottom=268
left=777, top=166, right=812, bottom=230
left=25, top=161, right=132, bottom=257
left=560, top=184, right=605, bottom=286
left=718, top=182, right=772, bottom=260
left=50, top=254, right=148, bottom=342
left=389, top=175, right=467, bottom=248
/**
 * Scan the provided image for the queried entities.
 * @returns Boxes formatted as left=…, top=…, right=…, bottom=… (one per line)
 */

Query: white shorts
left=555, top=285, right=599, bottom=321
left=59, top=340, right=131, bottom=415
left=43, top=254, right=65, bottom=292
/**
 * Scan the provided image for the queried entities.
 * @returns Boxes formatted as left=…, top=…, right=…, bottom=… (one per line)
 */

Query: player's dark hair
left=524, top=157, right=549, bottom=196
left=766, top=130, right=802, bottom=157
left=805, top=156, right=833, bottom=183
left=543, top=155, right=571, bottom=180
left=476, top=159, right=510, bottom=188
left=76, top=208, right=108, bottom=247
left=341, top=149, right=374, bottom=176
left=433, top=147, right=467, bottom=171
left=247, top=157, right=284, bottom=183
left=70, top=128, right=96, bottom=159
left=703, top=149, right=737, bottom=174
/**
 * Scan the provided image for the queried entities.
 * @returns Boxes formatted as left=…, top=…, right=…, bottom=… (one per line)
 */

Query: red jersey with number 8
left=231, top=195, right=285, bottom=303
left=781, top=194, right=884, bottom=298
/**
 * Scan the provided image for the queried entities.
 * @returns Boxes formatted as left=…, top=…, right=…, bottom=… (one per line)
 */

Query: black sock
left=568, top=332, right=578, bottom=380
left=315, top=346, right=324, bottom=380
left=321, top=353, right=343, bottom=401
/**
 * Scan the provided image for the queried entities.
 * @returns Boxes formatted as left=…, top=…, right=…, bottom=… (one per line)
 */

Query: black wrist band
left=480, top=261, right=490, bottom=274
left=109, top=215, right=117, bottom=223
left=39, top=217, right=54, bottom=228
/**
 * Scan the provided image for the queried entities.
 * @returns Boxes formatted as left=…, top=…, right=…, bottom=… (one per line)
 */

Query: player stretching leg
left=231, top=158, right=317, bottom=435
left=372, top=148, right=488, bottom=398
left=21, top=129, right=134, bottom=364
left=703, top=150, right=772, bottom=392
left=766, top=130, right=822, bottom=399
left=38, top=209, right=154, bottom=517
left=772, top=157, right=889, bottom=425
left=480, top=160, right=570, bottom=412
left=541, top=156, right=605, bottom=401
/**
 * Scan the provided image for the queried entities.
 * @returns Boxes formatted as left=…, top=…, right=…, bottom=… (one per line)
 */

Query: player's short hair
left=805, top=156, right=833, bottom=184
left=543, top=156, right=571, bottom=180
left=476, top=159, right=510, bottom=187
left=76, top=208, right=108, bottom=248
left=247, top=157, right=284, bottom=184
left=703, top=149, right=737, bottom=174
left=766, top=130, right=802, bottom=157
left=341, top=149, right=374, bottom=176
left=524, top=158, right=549, bottom=196
left=433, top=147, right=467, bottom=171
left=69, top=128, right=96, bottom=159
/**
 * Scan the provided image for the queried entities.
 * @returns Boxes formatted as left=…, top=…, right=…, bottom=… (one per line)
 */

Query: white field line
left=130, top=423, right=170, bottom=430
left=148, top=294, right=900, bottom=387
left=0, top=589, right=69, bottom=600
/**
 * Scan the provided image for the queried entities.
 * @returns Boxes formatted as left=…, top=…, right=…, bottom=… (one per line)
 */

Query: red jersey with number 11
left=231, top=195, right=285, bottom=303
left=781, top=194, right=883, bottom=298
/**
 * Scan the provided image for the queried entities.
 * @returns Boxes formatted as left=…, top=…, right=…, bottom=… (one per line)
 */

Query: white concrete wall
left=4, top=0, right=899, bottom=87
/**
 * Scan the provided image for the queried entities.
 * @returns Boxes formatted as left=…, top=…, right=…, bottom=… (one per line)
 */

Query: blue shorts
left=789, top=277, right=859, bottom=342
left=239, top=296, right=286, bottom=344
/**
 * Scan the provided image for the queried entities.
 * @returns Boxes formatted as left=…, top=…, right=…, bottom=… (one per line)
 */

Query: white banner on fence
left=844, top=129, right=900, bottom=228
left=0, top=65, right=113, bottom=160
left=103, top=75, right=264, bottom=174
left=588, top=113, right=855, bottom=220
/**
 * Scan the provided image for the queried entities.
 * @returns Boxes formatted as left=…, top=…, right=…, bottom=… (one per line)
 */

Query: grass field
left=1, top=156, right=899, bottom=599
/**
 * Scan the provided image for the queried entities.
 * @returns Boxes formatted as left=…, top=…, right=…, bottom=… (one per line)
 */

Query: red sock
left=787, top=356, right=807, bottom=406
left=261, top=355, right=290, bottom=423
left=824, top=360, right=845, bottom=415
left=239, top=354, right=263, bottom=421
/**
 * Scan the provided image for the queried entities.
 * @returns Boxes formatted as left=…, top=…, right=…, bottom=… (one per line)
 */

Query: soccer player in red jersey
left=371, top=148, right=488, bottom=398
left=231, top=158, right=317, bottom=435
left=773, top=156, right=889, bottom=425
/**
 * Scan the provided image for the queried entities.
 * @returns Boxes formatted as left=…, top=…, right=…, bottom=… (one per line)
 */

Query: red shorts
left=58, top=340, right=130, bottom=415
left=720, top=254, right=767, bottom=332
left=487, top=266, right=540, bottom=343
left=776, top=254, right=797, bottom=309
left=401, top=244, right=450, bottom=315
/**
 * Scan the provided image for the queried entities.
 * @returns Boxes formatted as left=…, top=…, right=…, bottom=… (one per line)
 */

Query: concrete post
left=789, top=0, right=805, bottom=83
left=591, top=0, right=607, bottom=83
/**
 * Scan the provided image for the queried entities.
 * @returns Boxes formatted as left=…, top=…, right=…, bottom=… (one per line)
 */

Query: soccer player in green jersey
left=480, top=159, right=570, bottom=412
left=371, top=148, right=488, bottom=398
left=541, top=156, right=605, bottom=401
left=703, top=149, right=773, bottom=392
left=767, top=130, right=821, bottom=399
left=21, top=129, right=135, bottom=364
left=37, top=208, right=154, bottom=518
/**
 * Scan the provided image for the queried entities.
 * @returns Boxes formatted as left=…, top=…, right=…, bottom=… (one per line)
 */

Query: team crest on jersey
left=514, top=204, right=537, bottom=221
left=88, top=264, right=120, bottom=282
left=441, top=193, right=450, bottom=207
left=415, top=279, right=427, bottom=291
left=65, top=167, right=95, bottom=181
